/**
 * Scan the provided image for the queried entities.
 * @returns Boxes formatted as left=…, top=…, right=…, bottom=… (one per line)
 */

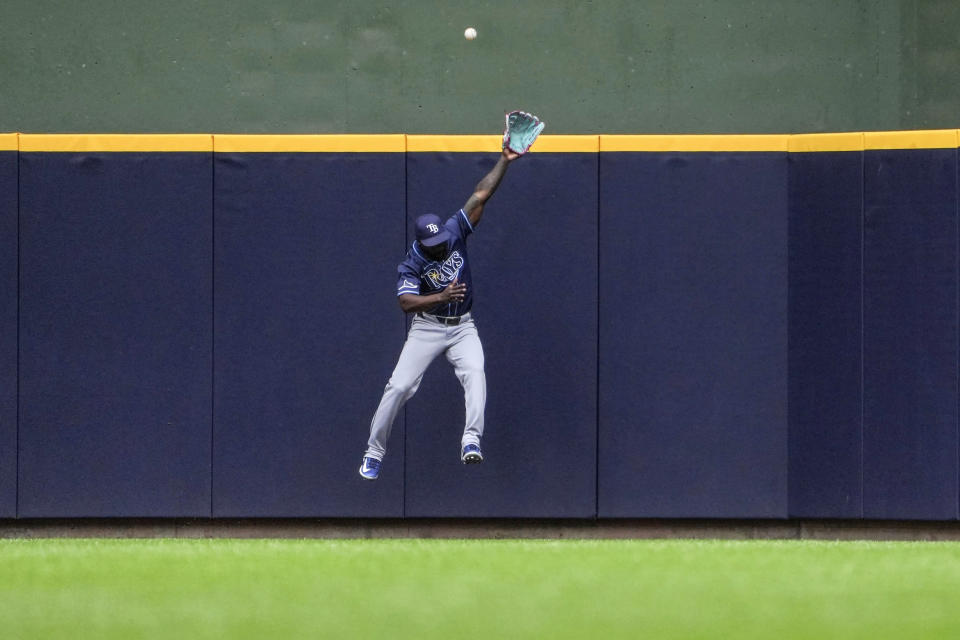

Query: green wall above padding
left=0, top=1, right=957, bottom=134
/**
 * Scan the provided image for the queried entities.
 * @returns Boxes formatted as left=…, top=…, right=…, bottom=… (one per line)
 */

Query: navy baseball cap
left=415, top=214, right=451, bottom=247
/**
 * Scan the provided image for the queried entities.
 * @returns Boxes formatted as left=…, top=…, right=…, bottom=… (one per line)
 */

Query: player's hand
left=439, top=278, right=467, bottom=303
left=503, top=148, right=521, bottom=162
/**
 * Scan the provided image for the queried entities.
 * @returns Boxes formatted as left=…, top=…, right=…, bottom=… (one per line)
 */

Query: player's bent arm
left=398, top=293, right=449, bottom=314
left=462, top=149, right=520, bottom=227
left=398, top=281, right=466, bottom=313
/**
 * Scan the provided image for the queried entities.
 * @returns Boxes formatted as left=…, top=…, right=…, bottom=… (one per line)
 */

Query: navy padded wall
left=0, top=151, right=15, bottom=518
left=213, top=153, right=405, bottom=517
left=598, top=152, right=788, bottom=518
left=862, top=148, right=958, bottom=520
left=403, top=152, right=598, bottom=518
left=787, top=151, right=863, bottom=518
left=18, top=152, right=212, bottom=517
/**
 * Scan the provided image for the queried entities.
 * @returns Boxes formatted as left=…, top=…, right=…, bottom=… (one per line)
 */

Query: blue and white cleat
left=359, top=456, right=382, bottom=480
left=461, top=443, right=483, bottom=464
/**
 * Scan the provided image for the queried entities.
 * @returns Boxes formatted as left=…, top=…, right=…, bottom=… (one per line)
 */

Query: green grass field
left=1, top=538, right=959, bottom=639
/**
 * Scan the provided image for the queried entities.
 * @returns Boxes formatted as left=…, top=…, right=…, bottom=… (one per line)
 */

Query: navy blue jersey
left=397, top=209, right=475, bottom=316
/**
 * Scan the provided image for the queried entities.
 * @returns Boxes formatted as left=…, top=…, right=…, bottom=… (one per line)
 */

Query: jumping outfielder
left=359, top=111, right=544, bottom=480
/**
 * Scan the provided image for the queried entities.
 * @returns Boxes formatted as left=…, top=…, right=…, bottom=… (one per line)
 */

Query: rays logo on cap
left=415, top=213, right=452, bottom=248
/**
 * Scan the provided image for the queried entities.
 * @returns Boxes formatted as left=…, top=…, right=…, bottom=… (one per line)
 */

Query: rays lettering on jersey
left=424, top=251, right=464, bottom=290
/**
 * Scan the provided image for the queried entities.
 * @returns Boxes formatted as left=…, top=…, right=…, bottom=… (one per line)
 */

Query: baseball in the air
left=464, top=27, right=477, bottom=40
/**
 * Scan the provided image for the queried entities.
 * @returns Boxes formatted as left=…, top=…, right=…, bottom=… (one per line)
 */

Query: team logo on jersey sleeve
left=424, top=251, right=464, bottom=290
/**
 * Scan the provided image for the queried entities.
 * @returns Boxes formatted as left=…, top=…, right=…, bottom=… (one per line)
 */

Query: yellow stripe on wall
left=20, top=134, right=212, bottom=152
left=788, top=133, right=864, bottom=152
left=601, top=135, right=790, bottom=152
left=407, top=135, right=501, bottom=153
left=6, top=131, right=960, bottom=153
left=214, top=134, right=406, bottom=153
left=406, top=135, right=598, bottom=153
left=529, top=135, right=599, bottom=152
left=863, top=129, right=959, bottom=150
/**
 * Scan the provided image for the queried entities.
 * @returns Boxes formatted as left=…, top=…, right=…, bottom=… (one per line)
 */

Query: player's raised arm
left=463, top=110, right=544, bottom=227
left=462, top=148, right=519, bottom=228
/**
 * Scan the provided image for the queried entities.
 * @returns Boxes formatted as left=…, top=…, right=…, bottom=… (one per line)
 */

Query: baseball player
left=358, top=145, right=522, bottom=480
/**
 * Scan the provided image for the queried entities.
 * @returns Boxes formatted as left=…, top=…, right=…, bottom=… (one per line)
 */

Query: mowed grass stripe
left=1, top=539, right=959, bottom=639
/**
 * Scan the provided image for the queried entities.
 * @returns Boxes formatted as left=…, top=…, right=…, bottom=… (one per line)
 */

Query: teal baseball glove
left=502, top=110, right=545, bottom=155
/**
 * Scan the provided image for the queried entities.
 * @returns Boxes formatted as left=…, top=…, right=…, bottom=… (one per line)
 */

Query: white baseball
left=464, top=27, right=477, bottom=40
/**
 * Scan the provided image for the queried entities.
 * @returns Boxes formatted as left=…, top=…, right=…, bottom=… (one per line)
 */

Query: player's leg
left=445, top=317, right=486, bottom=463
left=364, top=316, right=446, bottom=462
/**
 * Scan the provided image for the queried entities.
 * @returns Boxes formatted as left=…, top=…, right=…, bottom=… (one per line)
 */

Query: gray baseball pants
left=365, top=312, right=486, bottom=460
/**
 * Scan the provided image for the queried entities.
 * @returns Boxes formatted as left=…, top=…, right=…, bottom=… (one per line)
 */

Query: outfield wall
left=1, top=131, right=958, bottom=520
left=0, top=135, right=16, bottom=519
